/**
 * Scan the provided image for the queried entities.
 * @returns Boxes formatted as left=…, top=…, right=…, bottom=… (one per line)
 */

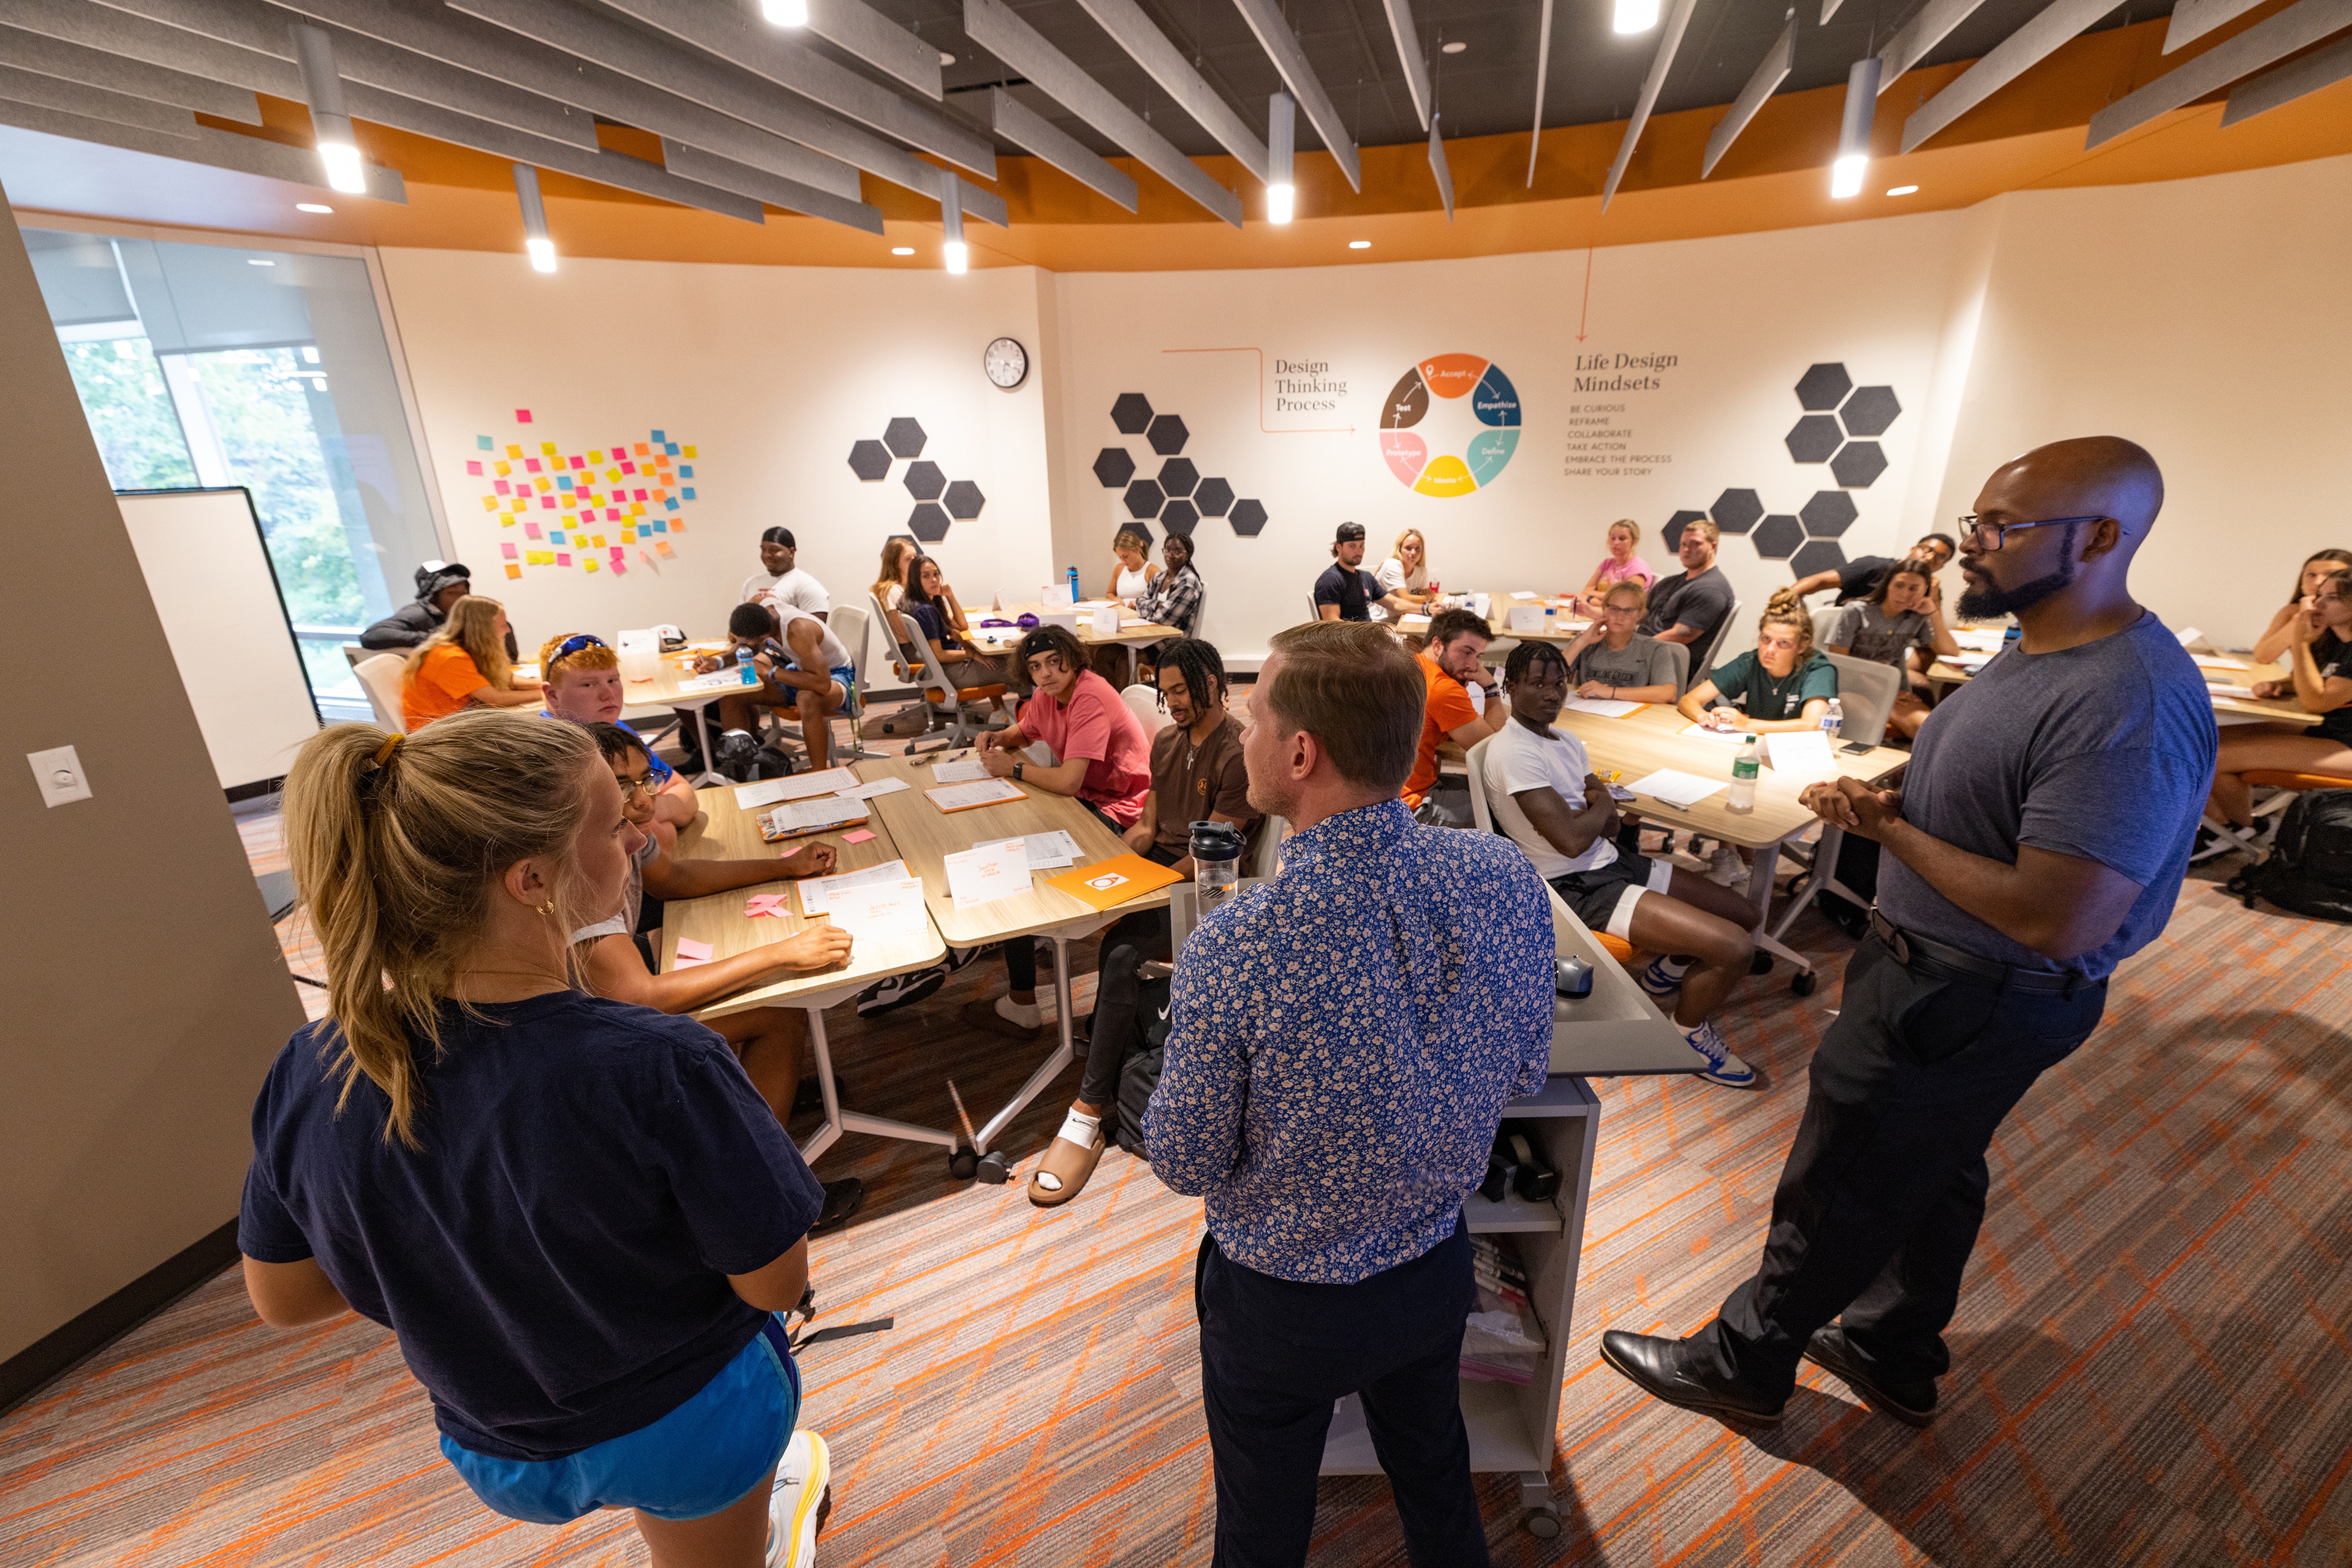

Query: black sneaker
left=814, top=1178, right=864, bottom=1232
left=854, top=965, right=945, bottom=1017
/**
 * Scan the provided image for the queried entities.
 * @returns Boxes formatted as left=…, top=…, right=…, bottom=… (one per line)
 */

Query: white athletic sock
left=1677, top=1017, right=1704, bottom=1039
left=1055, top=1107, right=1102, bottom=1147
left=996, top=995, right=1045, bottom=1028
left=1658, top=956, right=1695, bottom=978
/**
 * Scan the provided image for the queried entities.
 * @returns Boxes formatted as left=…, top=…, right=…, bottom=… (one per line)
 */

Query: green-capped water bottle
left=1727, top=734, right=1760, bottom=813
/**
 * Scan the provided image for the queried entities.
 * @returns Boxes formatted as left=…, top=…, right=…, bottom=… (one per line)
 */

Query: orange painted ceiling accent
left=61, top=7, right=2352, bottom=269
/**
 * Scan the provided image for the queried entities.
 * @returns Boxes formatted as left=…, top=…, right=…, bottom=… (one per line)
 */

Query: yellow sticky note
left=504, top=563, right=522, bottom=579
left=605, top=467, right=622, bottom=483
left=526, top=549, right=554, bottom=565
left=533, top=477, right=550, bottom=492
left=630, top=503, right=645, bottom=516
left=587, top=448, right=603, bottom=462
left=591, top=533, right=607, bottom=547
left=683, top=445, right=696, bottom=459
left=561, top=494, right=577, bottom=509
left=494, top=460, right=511, bottom=477
left=584, top=558, right=599, bottom=573
left=505, top=443, right=522, bottom=458
left=621, top=528, right=636, bottom=543
left=501, top=516, right=515, bottom=527
left=480, top=495, right=497, bottom=511
left=539, top=441, right=557, bottom=456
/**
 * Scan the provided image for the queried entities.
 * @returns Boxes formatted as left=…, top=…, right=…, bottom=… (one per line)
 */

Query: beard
left=1956, top=524, right=2080, bottom=619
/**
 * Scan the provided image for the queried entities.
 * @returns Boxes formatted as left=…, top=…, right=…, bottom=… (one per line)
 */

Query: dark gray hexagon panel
left=1711, top=490, right=1763, bottom=535
left=1753, top=514, right=1804, bottom=559
left=1794, top=363, right=1851, bottom=412
left=1839, top=385, right=1901, bottom=437
left=1194, top=477, right=1235, bottom=517
left=1661, top=508, right=1708, bottom=552
left=1160, top=499, right=1199, bottom=536
left=1158, top=457, right=1199, bottom=496
left=1111, top=393, right=1153, bottom=434
left=902, top=459, right=945, bottom=501
left=1800, top=490, right=1859, bottom=537
left=1790, top=540, right=1847, bottom=579
left=1124, top=479, right=1165, bottom=519
left=847, top=439, right=891, bottom=482
left=1092, top=447, right=1136, bottom=489
left=1830, top=441, right=1888, bottom=489
left=942, top=480, right=985, bottom=520
left=1146, top=413, right=1189, bottom=455
left=1785, top=415, right=1842, bottom=464
left=1121, top=521, right=1155, bottom=548
left=1228, top=499, right=1268, bottom=537
left=882, top=417, right=926, bottom=458
left=907, top=502, right=950, bottom=542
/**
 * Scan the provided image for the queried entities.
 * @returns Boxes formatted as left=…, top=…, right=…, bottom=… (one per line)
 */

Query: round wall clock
left=983, top=336, right=1029, bottom=390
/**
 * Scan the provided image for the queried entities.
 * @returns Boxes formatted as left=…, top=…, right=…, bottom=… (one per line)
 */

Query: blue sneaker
left=1637, top=957, right=1687, bottom=997
left=1682, top=1020, right=1758, bottom=1089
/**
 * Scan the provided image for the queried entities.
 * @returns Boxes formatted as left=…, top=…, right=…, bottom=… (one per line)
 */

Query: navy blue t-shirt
left=239, top=991, right=823, bottom=1461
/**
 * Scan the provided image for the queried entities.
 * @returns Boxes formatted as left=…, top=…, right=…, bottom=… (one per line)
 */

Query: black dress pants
left=1195, top=1223, right=1489, bottom=1568
left=1692, top=935, right=2107, bottom=1394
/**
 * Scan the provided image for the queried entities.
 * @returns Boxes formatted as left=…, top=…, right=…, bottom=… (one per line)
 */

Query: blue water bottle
left=2000, top=624, right=2022, bottom=660
left=1066, top=565, right=1081, bottom=603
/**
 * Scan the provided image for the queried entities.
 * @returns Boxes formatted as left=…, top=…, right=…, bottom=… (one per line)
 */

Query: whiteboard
left=119, top=488, right=321, bottom=791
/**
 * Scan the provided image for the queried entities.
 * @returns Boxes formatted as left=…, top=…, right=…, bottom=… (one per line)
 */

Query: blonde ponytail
left=283, top=710, right=600, bottom=1148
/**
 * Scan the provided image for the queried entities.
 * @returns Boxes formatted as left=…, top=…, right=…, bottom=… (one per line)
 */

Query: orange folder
left=1045, top=853, right=1187, bottom=911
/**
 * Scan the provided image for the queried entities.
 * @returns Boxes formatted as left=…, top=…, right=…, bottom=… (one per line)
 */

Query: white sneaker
left=1705, top=843, right=1747, bottom=887
left=765, top=1430, right=831, bottom=1568
left=1682, top=1020, right=1758, bottom=1089
left=1637, top=956, right=1688, bottom=997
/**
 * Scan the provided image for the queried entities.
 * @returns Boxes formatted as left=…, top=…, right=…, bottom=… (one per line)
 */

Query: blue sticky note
left=665, top=497, right=680, bottom=511
left=649, top=518, right=667, bottom=533
left=475, top=435, right=493, bottom=450
left=557, top=475, right=573, bottom=490
left=665, top=442, right=681, bottom=456
left=650, top=428, right=667, bottom=443
left=550, top=530, right=567, bottom=544
left=681, top=488, right=695, bottom=501
left=679, top=465, right=694, bottom=478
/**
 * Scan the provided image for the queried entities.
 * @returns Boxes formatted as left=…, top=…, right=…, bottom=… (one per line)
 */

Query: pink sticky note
left=842, top=829, right=876, bottom=844
left=524, top=522, right=542, bottom=538
left=673, top=938, right=713, bottom=968
left=524, top=457, right=542, bottom=472
left=610, top=558, right=627, bottom=576
left=501, top=542, right=518, bottom=559
left=465, top=460, right=483, bottom=476
left=515, top=408, right=533, bottom=423
left=556, top=551, right=572, bottom=567
left=609, top=546, right=625, bottom=560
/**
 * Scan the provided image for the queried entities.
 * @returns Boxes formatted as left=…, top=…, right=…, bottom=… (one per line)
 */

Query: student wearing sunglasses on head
left=539, top=633, right=698, bottom=849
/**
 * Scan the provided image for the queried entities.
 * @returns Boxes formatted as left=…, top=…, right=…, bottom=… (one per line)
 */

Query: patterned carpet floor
left=4, top=770, right=2348, bottom=1566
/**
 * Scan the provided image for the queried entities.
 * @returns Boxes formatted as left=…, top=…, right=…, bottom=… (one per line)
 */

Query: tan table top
left=965, top=603, right=1182, bottom=654
left=659, top=771, right=943, bottom=1020
left=1552, top=703, right=1909, bottom=850
left=1926, top=654, right=2318, bottom=726
left=621, top=643, right=738, bottom=707
left=1399, top=593, right=1595, bottom=645
left=855, top=753, right=1171, bottom=947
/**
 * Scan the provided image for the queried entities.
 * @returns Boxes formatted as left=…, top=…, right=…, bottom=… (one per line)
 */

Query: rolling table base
left=972, top=919, right=1120, bottom=1161
left=791, top=992, right=959, bottom=1167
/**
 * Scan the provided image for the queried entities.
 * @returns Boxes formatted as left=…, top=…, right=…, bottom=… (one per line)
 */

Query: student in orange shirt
left=1402, top=607, right=1508, bottom=825
left=401, top=596, right=539, bottom=729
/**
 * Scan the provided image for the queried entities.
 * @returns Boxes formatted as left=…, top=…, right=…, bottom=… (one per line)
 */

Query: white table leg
left=795, top=1005, right=959, bottom=1164
left=974, top=932, right=1079, bottom=1154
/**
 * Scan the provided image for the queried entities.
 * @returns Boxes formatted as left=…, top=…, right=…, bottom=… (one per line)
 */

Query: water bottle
left=1066, top=565, right=1081, bottom=603
left=2001, top=623, right=2022, bottom=659
left=733, top=643, right=760, bottom=686
left=1190, top=820, right=1246, bottom=916
left=1727, top=735, right=1760, bottom=813
left=1820, top=697, right=1843, bottom=746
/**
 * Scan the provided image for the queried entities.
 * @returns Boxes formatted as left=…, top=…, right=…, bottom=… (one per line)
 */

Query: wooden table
left=964, top=602, right=1182, bottom=687
left=622, top=643, right=740, bottom=784
left=1397, top=593, right=1594, bottom=646
left=1926, top=654, right=2318, bottom=727
left=856, top=752, right=1173, bottom=1164
left=660, top=773, right=956, bottom=1166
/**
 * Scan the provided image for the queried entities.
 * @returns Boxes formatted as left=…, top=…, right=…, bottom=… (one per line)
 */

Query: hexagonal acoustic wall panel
left=1754, top=514, right=1804, bottom=559
left=1839, top=385, right=1901, bottom=437
left=1712, top=490, right=1764, bottom=535
left=1790, top=539, right=1847, bottom=579
left=1193, top=477, right=1235, bottom=517
left=1158, top=456, right=1199, bottom=496
left=1662, top=508, right=1708, bottom=552
left=882, top=417, right=926, bottom=458
left=1111, top=393, right=1153, bottom=434
left=1124, top=479, right=1165, bottom=519
left=1147, top=414, right=1189, bottom=455
left=1228, top=499, right=1268, bottom=537
left=1093, top=447, right=1137, bottom=489
left=1831, top=441, right=1889, bottom=489
left=1800, top=490, right=1859, bottom=537
left=1160, top=499, right=1199, bottom=536
left=1785, top=415, right=1842, bottom=464
left=847, top=439, right=891, bottom=482
left=908, top=502, right=950, bottom=542
left=942, top=480, right=985, bottom=520
left=902, top=460, right=945, bottom=502
left=1794, top=363, right=1851, bottom=412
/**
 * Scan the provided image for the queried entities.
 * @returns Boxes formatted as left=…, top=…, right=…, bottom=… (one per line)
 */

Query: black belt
left=1867, top=910, right=2098, bottom=998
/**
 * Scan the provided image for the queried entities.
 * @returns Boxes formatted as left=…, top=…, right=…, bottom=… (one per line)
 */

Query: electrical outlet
left=28, top=745, right=93, bottom=807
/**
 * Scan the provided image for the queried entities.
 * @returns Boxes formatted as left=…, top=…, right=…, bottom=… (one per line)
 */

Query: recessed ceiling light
left=891, top=246, right=915, bottom=255
left=1886, top=184, right=1919, bottom=196
left=1348, top=239, right=1371, bottom=249
left=938, top=49, right=955, bottom=65
left=1440, top=39, right=1466, bottom=53
left=248, top=257, right=276, bottom=265
left=295, top=202, right=333, bottom=213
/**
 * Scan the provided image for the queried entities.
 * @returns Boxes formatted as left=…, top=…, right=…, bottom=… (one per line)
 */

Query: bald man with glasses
left=1600, top=437, right=2217, bottom=1431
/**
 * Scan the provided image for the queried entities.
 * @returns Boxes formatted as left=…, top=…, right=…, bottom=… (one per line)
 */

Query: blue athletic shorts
left=441, top=1315, right=801, bottom=1525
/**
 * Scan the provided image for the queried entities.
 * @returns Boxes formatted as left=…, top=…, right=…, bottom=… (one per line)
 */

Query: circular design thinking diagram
left=1380, top=353, right=1521, bottom=498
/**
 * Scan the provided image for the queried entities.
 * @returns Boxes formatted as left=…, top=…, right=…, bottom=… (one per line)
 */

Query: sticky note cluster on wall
left=466, top=420, right=703, bottom=583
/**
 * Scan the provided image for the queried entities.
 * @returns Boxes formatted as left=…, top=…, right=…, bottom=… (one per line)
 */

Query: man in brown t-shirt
left=1029, top=638, right=1262, bottom=1210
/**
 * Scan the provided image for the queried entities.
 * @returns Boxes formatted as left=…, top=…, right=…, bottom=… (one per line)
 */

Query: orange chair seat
left=925, top=683, right=1008, bottom=704
left=2245, top=770, right=2351, bottom=793
left=1596, top=933, right=1635, bottom=963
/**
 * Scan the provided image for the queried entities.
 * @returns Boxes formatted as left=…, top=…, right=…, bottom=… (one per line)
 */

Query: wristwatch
left=1013, top=761, right=1025, bottom=782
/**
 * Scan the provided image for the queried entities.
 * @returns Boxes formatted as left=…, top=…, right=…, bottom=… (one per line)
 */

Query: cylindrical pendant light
left=514, top=164, right=556, bottom=273
left=761, top=0, right=808, bottom=25
left=938, top=166, right=967, bottom=274
left=289, top=21, right=367, bottom=194
left=1831, top=55, right=1881, bottom=198
left=1265, top=92, right=1296, bottom=224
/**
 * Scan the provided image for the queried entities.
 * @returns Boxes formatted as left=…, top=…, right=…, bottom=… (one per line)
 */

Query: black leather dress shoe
left=1804, top=1325, right=1937, bottom=1427
left=1599, top=1330, right=1785, bottom=1425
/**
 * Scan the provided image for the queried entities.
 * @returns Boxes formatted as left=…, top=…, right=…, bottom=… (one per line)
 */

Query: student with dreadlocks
left=1023, top=638, right=1261, bottom=1208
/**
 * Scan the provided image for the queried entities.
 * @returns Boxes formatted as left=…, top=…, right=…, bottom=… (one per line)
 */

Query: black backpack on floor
left=1110, top=970, right=1176, bottom=1158
left=2226, top=789, right=2352, bottom=922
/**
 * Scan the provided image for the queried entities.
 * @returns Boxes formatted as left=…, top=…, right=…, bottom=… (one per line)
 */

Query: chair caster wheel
left=1750, top=950, right=1775, bottom=976
left=1525, top=1507, right=1560, bottom=1538
left=1791, top=970, right=1819, bottom=997
left=975, top=1150, right=1012, bottom=1185
left=948, top=1148, right=978, bottom=1180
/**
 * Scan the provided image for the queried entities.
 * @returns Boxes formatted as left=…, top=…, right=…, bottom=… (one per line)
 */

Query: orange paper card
left=1045, top=853, right=1185, bottom=911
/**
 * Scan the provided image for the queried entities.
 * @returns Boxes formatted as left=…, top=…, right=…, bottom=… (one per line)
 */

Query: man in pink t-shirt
left=977, top=624, right=1152, bottom=826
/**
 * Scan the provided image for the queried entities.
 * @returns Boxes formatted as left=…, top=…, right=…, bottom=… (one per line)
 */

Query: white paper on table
left=1677, top=722, right=1749, bottom=742
left=975, top=829, right=1082, bottom=869
left=677, top=668, right=753, bottom=694
left=1400, top=614, right=1432, bottom=630
left=2208, top=684, right=2261, bottom=701
left=2174, top=625, right=2203, bottom=647
left=824, top=876, right=929, bottom=939
left=1562, top=697, right=1643, bottom=717
left=1508, top=590, right=1537, bottom=600
left=733, top=778, right=792, bottom=807
left=931, top=756, right=990, bottom=783
left=2196, top=657, right=2252, bottom=671
left=1953, top=651, right=1995, bottom=671
left=1091, top=605, right=1121, bottom=638
left=1075, top=598, right=1119, bottom=609
left=943, top=840, right=1034, bottom=908
left=798, top=859, right=912, bottom=916
left=840, top=775, right=910, bottom=801
left=1764, top=730, right=1837, bottom=777
left=1627, top=769, right=1731, bottom=809
left=1506, top=605, right=1545, bottom=631
left=1120, top=618, right=1154, bottom=628
left=1044, top=583, right=1073, bottom=608
left=928, top=777, right=1027, bottom=810
left=737, top=767, right=860, bottom=807
left=759, top=796, right=869, bottom=834
left=1951, top=627, right=2007, bottom=652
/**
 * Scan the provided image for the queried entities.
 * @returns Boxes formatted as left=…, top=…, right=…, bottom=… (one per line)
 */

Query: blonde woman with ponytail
left=240, top=710, right=836, bottom=1567
left=401, top=594, right=539, bottom=728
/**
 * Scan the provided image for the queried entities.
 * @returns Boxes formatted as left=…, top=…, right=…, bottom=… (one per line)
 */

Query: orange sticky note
left=656, top=541, right=674, bottom=557
left=669, top=518, right=686, bottom=533
left=504, top=563, right=522, bottom=579
left=633, top=442, right=649, bottom=456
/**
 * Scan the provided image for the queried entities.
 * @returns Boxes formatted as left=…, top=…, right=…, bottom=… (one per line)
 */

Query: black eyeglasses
left=1955, top=514, right=2106, bottom=552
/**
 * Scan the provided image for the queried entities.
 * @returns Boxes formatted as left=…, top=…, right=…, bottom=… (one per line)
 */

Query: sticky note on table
left=672, top=937, right=712, bottom=968
left=842, top=829, right=875, bottom=844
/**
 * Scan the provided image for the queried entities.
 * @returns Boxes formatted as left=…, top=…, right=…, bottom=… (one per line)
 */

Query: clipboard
left=1044, top=853, right=1187, bottom=911
left=754, top=801, right=871, bottom=842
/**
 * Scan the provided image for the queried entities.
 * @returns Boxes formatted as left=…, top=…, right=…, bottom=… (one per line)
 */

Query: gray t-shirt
left=1831, top=600, right=1934, bottom=669
left=1638, top=566, right=1733, bottom=652
left=1569, top=634, right=1679, bottom=694
left=1877, top=611, right=2217, bottom=979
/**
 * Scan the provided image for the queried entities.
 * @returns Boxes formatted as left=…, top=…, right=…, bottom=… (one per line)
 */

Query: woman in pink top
left=1579, top=519, right=1657, bottom=612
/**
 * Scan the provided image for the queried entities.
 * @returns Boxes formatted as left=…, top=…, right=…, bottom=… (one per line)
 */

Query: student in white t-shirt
left=1375, top=527, right=1438, bottom=609
left=741, top=527, right=831, bottom=620
left=1483, top=640, right=1763, bottom=1089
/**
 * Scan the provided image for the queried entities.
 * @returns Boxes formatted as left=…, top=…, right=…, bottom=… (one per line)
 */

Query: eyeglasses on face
left=1954, top=514, right=2106, bottom=552
left=613, top=772, right=659, bottom=800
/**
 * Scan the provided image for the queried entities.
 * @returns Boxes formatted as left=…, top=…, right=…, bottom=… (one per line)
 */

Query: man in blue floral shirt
left=1146, top=619, right=1556, bottom=1568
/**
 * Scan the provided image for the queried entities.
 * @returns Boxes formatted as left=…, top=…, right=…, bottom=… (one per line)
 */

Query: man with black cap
left=743, top=528, right=831, bottom=622
left=1314, top=522, right=1413, bottom=624
left=360, top=562, right=519, bottom=659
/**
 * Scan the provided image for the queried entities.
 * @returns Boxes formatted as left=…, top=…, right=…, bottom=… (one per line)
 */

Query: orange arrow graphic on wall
left=1162, top=347, right=1356, bottom=434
